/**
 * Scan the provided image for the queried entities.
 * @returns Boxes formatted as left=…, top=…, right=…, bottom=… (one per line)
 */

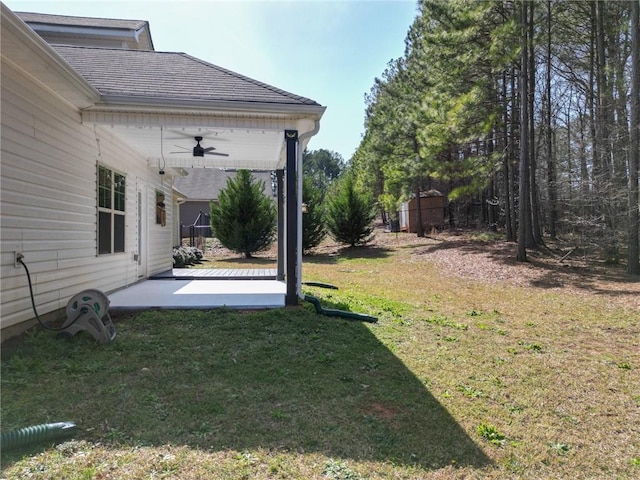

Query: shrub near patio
left=1, top=231, right=639, bottom=479
left=172, top=246, right=204, bottom=267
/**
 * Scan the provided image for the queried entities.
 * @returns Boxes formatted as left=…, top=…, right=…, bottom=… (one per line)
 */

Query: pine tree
left=210, top=170, right=276, bottom=258
left=303, top=149, right=345, bottom=194
left=302, top=176, right=326, bottom=253
left=325, top=174, right=375, bottom=247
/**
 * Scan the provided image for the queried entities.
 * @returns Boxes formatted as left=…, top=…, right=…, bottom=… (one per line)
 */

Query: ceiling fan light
left=193, top=136, right=204, bottom=156
left=193, top=146, right=205, bottom=157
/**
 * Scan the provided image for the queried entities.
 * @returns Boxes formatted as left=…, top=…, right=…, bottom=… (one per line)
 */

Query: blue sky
left=5, top=0, right=418, bottom=161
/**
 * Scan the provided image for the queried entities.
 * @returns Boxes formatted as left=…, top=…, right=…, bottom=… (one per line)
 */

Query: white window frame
left=97, top=164, right=126, bottom=255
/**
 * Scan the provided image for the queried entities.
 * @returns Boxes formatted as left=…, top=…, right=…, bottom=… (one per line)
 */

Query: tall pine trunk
left=518, top=0, right=531, bottom=262
left=509, top=65, right=518, bottom=240
left=412, top=137, right=424, bottom=237
left=628, top=0, right=640, bottom=274
left=502, top=70, right=515, bottom=241
left=546, top=0, right=558, bottom=239
left=528, top=1, right=542, bottom=246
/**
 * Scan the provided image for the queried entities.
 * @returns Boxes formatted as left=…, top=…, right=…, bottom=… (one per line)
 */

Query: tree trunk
left=414, top=180, right=424, bottom=237
left=502, top=70, right=514, bottom=241
left=578, top=108, right=590, bottom=197
left=528, top=0, right=541, bottom=247
left=546, top=0, right=558, bottom=239
left=518, top=0, right=531, bottom=262
left=628, top=0, right=640, bottom=274
left=412, top=137, right=424, bottom=237
left=596, top=0, right=615, bottom=230
left=509, top=65, right=518, bottom=240
left=610, top=1, right=629, bottom=199
left=487, top=136, right=497, bottom=232
left=589, top=1, right=599, bottom=209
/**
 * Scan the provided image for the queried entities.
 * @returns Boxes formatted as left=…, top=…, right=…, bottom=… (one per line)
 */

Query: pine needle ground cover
left=1, top=232, right=638, bottom=479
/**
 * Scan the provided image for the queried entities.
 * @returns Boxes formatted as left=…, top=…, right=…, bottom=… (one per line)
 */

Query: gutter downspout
left=296, top=120, right=320, bottom=300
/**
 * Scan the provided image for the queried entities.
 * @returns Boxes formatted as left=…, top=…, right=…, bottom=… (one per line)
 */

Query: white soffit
left=106, top=125, right=286, bottom=171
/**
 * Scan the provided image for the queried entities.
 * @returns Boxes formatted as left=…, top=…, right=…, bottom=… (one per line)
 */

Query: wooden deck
left=151, top=268, right=278, bottom=280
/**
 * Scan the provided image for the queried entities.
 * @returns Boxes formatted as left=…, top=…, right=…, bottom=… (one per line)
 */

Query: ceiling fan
left=170, top=136, right=229, bottom=157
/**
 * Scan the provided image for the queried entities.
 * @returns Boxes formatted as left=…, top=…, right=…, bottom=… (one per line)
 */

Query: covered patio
left=95, top=122, right=322, bottom=308
left=59, top=46, right=327, bottom=308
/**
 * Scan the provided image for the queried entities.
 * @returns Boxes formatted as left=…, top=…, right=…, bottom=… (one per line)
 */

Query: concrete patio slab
left=108, top=279, right=286, bottom=310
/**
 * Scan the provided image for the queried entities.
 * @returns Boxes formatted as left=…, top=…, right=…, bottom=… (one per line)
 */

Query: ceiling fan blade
left=168, top=130, right=229, bottom=140
left=202, top=147, right=217, bottom=153
left=205, top=151, right=230, bottom=157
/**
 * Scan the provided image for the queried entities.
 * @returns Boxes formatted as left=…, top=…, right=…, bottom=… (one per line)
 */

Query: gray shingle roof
left=52, top=45, right=321, bottom=106
left=16, top=12, right=148, bottom=31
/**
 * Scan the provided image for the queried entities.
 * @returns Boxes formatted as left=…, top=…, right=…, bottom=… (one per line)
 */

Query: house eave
left=27, top=23, right=141, bottom=41
left=91, top=95, right=326, bottom=119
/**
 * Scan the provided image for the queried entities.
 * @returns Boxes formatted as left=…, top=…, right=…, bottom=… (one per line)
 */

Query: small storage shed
left=399, top=190, right=445, bottom=233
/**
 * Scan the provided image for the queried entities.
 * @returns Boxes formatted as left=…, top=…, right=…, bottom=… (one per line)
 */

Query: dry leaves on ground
left=310, top=225, right=640, bottom=310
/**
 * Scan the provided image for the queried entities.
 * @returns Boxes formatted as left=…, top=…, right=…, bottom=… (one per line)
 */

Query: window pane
left=156, top=190, right=166, bottom=225
left=114, top=174, right=125, bottom=211
left=98, top=211, right=111, bottom=254
left=114, top=214, right=125, bottom=253
left=98, top=166, right=111, bottom=209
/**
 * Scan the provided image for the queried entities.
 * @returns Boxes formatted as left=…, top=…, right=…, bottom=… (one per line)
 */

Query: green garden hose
left=301, top=281, right=339, bottom=290
left=304, top=295, right=378, bottom=323
left=1, top=422, right=77, bottom=451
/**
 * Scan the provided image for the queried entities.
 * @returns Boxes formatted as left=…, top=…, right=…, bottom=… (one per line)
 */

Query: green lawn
left=1, top=234, right=639, bottom=479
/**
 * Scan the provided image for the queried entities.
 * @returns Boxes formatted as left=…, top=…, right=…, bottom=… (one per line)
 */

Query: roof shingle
left=16, top=12, right=148, bottom=31
left=53, top=45, right=321, bottom=106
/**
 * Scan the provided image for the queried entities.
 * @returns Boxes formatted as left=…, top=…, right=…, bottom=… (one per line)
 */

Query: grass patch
left=1, top=310, right=488, bottom=478
left=476, top=423, right=506, bottom=446
left=2, top=236, right=639, bottom=479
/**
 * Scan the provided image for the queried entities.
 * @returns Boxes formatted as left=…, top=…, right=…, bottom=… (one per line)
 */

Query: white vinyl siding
left=1, top=59, right=173, bottom=330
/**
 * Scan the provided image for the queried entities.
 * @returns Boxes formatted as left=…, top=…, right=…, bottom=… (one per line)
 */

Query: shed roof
left=416, top=189, right=443, bottom=198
